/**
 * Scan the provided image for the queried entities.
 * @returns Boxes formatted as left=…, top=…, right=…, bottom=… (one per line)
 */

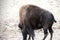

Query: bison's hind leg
left=43, top=27, right=48, bottom=40
left=48, top=27, right=53, bottom=40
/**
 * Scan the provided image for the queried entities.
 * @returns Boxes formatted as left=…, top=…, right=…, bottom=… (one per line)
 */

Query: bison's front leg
left=27, top=28, right=35, bottom=40
left=28, top=32, right=35, bottom=40
left=28, top=35, right=30, bottom=40
left=22, top=29, right=28, bottom=40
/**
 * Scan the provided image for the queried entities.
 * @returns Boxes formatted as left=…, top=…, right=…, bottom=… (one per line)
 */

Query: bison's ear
left=18, top=24, right=22, bottom=30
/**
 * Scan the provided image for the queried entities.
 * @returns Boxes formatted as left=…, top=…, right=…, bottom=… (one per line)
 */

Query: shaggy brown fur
left=18, top=4, right=56, bottom=40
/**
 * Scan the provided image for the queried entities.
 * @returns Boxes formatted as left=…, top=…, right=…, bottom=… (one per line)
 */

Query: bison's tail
left=54, top=19, right=57, bottom=23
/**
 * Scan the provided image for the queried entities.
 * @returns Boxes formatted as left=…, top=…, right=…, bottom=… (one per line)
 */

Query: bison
left=18, top=4, right=56, bottom=40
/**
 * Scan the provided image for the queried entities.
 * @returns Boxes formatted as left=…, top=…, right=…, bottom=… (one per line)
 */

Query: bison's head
left=18, top=23, right=22, bottom=30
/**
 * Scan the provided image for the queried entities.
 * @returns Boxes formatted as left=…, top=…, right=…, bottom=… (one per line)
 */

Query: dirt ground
left=0, top=0, right=60, bottom=40
left=0, top=27, right=60, bottom=40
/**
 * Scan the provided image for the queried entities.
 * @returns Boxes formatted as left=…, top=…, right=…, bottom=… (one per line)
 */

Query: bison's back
left=19, top=5, right=43, bottom=26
